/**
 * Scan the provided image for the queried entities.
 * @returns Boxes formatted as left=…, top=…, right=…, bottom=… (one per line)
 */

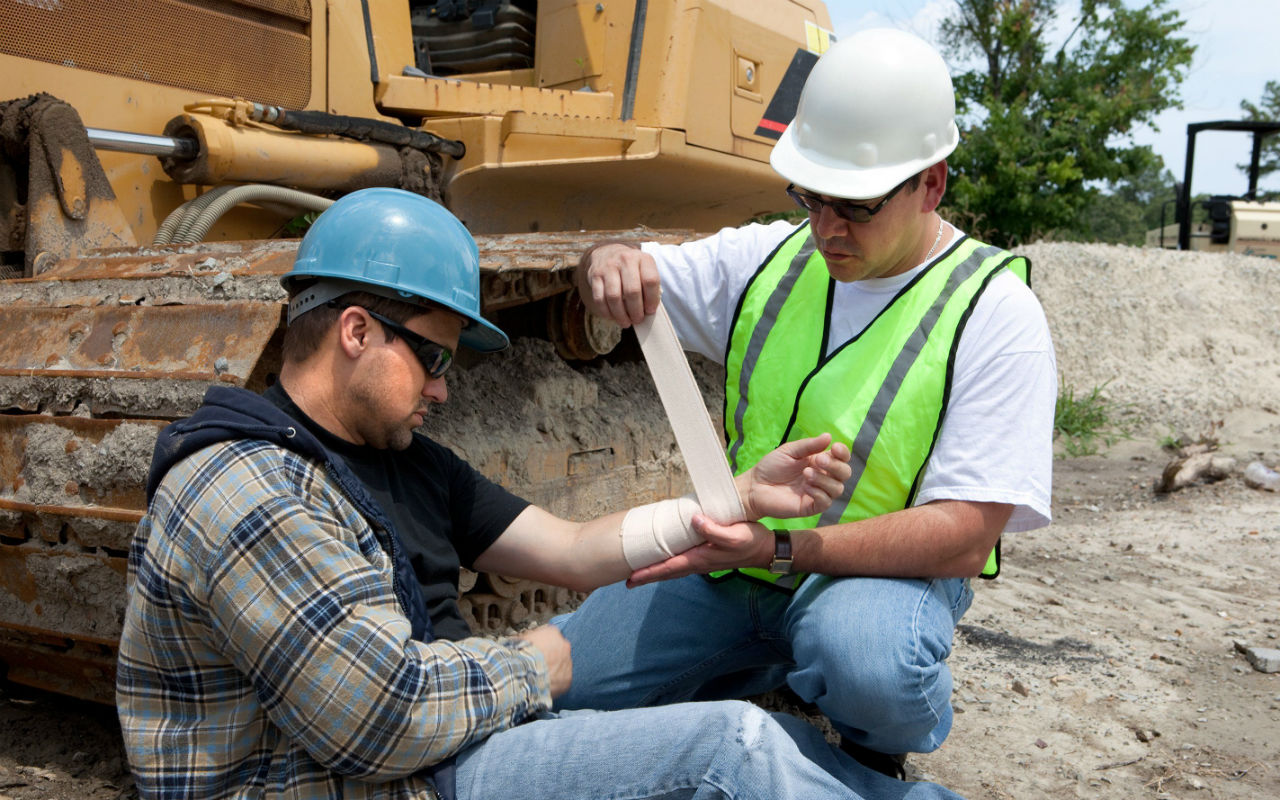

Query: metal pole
left=85, top=127, right=199, bottom=159
left=1178, top=126, right=1198, bottom=251
left=1246, top=132, right=1264, bottom=200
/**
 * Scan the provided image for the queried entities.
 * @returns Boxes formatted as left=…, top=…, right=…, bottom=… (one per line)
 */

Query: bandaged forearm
left=620, top=495, right=704, bottom=569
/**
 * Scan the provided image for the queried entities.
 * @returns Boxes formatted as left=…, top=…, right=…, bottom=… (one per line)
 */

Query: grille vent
left=1, top=0, right=313, bottom=109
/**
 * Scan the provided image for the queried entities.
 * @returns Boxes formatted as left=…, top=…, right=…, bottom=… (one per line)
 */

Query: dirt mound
left=1019, top=242, right=1280, bottom=445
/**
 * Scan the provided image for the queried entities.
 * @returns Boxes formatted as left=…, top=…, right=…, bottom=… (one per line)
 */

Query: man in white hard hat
left=555, top=28, right=1057, bottom=779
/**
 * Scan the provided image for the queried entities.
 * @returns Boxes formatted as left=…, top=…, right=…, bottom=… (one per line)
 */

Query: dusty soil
left=0, top=243, right=1277, bottom=799
left=912, top=437, right=1280, bottom=799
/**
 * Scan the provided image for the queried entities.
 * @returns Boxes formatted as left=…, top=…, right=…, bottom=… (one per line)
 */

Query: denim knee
left=786, top=578, right=961, bottom=751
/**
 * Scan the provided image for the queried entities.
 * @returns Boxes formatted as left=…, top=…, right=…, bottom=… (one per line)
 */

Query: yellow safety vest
left=710, top=223, right=1030, bottom=589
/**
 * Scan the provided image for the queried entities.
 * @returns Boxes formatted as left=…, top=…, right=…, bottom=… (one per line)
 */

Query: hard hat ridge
left=770, top=28, right=959, bottom=201
left=282, top=187, right=509, bottom=352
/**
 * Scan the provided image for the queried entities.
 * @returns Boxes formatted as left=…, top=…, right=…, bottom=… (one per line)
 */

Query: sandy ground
left=0, top=243, right=1277, bottom=798
left=912, top=436, right=1280, bottom=799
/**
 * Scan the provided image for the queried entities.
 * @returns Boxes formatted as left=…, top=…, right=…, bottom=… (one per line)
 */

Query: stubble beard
left=349, top=374, right=419, bottom=451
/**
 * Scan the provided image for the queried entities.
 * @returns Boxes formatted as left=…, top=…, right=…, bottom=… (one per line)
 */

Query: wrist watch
left=768, top=530, right=794, bottom=575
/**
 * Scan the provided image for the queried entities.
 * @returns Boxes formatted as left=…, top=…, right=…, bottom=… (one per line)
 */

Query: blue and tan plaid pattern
left=117, top=439, right=550, bottom=799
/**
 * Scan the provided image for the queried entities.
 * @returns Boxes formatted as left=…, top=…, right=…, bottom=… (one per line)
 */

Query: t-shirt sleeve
left=641, top=220, right=799, bottom=361
left=439, top=443, right=530, bottom=567
left=914, top=271, right=1057, bottom=532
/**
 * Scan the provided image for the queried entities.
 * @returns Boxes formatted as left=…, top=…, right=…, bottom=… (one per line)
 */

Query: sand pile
left=1017, top=243, right=1280, bottom=442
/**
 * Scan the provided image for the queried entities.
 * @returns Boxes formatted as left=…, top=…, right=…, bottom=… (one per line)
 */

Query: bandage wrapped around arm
left=620, top=493, right=748, bottom=569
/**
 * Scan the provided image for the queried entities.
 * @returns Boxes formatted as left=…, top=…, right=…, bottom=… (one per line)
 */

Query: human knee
left=688, top=701, right=775, bottom=751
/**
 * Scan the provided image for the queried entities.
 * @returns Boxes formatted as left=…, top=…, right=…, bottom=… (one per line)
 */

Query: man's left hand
left=739, top=433, right=852, bottom=521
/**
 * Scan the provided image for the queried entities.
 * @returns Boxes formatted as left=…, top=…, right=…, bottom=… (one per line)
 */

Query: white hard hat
left=770, top=28, right=959, bottom=200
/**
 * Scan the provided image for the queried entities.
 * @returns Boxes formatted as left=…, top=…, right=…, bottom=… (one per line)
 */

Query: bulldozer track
left=0, top=228, right=693, bottom=703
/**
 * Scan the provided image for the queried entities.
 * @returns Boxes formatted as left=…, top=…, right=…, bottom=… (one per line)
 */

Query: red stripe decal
left=757, top=118, right=787, bottom=133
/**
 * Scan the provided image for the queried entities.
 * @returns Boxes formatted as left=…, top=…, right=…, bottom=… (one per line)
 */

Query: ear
left=920, top=160, right=948, bottom=213
left=335, top=306, right=374, bottom=361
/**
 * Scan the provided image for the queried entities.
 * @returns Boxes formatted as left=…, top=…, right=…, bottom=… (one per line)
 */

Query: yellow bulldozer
left=0, top=0, right=834, bottom=703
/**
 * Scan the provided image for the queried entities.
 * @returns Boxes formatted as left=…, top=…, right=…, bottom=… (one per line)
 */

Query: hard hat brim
left=284, top=275, right=510, bottom=353
left=458, top=315, right=510, bottom=352
left=770, top=122, right=958, bottom=201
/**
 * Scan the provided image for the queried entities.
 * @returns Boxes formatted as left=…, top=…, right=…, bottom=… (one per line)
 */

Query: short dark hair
left=281, top=284, right=427, bottom=365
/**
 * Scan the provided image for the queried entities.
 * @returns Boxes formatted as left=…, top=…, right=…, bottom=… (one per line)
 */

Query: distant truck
left=1146, top=120, right=1280, bottom=258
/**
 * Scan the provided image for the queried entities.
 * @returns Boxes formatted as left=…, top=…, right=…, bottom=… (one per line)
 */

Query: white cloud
left=826, top=0, right=952, bottom=42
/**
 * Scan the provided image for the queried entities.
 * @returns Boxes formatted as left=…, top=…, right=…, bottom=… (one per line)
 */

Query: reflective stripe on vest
left=713, top=224, right=1029, bottom=588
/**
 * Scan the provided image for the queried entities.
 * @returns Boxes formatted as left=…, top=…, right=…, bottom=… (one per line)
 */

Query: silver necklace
left=924, top=217, right=944, bottom=263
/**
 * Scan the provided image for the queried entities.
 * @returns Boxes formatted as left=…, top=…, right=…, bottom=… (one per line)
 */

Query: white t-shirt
left=642, top=220, right=1055, bottom=532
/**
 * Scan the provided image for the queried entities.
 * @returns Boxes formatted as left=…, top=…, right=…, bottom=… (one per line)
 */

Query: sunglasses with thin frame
left=785, top=178, right=909, bottom=223
left=329, top=302, right=454, bottom=379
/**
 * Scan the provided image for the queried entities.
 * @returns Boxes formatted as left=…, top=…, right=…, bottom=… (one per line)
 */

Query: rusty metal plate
left=473, top=229, right=694, bottom=273
left=0, top=499, right=142, bottom=553
left=30, top=239, right=299, bottom=281
left=0, top=302, right=282, bottom=380
left=22, top=230, right=696, bottom=285
left=0, top=415, right=165, bottom=512
left=0, top=626, right=118, bottom=705
left=0, top=543, right=127, bottom=642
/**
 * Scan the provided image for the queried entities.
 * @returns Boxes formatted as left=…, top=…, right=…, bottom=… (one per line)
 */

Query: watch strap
left=768, top=530, right=793, bottom=574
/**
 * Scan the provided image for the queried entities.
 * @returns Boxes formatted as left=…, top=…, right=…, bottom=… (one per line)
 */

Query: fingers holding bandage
left=620, top=433, right=849, bottom=582
left=626, top=515, right=773, bottom=588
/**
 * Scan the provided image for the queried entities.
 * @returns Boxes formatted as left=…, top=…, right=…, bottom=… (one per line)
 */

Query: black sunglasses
left=785, top=179, right=909, bottom=223
left=329, top=302, right=454, bottom=379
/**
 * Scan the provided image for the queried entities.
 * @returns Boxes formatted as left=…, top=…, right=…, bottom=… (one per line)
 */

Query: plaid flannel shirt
left=117, top=438, right=550, bottom=799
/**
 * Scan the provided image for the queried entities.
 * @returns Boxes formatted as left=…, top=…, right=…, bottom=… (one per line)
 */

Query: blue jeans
left=454, top=701, right=963, bottom=799
left=553, top=574, right=973, bottom=755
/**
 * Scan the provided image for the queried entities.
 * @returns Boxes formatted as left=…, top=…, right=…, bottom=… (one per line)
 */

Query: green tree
left=1239, top=80, right=1280, bottom=181
left=939, top=0, right=1195, bottom=248
left=1057, top=147, right=1178, bottom=244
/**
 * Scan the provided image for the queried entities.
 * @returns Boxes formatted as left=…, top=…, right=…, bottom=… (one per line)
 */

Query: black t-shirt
left=264, top=383, right=529, bottom=640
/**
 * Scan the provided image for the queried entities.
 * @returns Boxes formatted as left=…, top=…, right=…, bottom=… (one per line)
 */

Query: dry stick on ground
left=1095, top=756, right=1144, bottom=771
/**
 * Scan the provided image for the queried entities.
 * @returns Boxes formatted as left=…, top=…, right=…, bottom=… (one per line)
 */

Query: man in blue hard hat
left=115, top=187, right=970, bottom=800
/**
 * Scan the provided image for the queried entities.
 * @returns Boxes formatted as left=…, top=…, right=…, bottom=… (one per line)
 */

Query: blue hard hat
left=282, top=187, right=509, bottom=352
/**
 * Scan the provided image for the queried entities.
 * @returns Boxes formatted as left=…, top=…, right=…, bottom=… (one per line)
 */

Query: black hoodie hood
left=146, top=385, right=435, bottom=644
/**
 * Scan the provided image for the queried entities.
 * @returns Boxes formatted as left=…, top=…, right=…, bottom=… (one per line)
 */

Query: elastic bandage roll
left=621, top=495, right=704, bottom=570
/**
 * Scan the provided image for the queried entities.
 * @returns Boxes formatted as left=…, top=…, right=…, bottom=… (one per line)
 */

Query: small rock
left=1233, top=641, right=1280, bottom=673
left=1034, top=738, right=1049, bottom=749
left=1135, top=728, right=1161, bottom=743
left=1011, top=680, right=1030, bottom=697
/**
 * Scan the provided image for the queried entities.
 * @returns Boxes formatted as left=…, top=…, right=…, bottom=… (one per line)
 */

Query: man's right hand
left=576, top=242, right=662, bottom=327
left=516, top=624, right=573, bottom=698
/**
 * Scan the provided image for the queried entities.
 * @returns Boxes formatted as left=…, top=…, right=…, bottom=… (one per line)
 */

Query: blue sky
left=824, top=0, right=1280, bottom=195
